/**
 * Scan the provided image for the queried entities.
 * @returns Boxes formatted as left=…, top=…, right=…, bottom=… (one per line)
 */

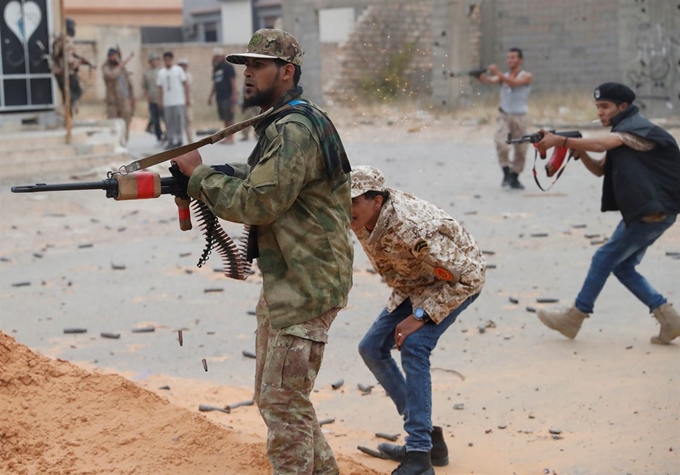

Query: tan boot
left=651, top=303, right=680, bottom=345
left=537, top=305, right=588, bottom=339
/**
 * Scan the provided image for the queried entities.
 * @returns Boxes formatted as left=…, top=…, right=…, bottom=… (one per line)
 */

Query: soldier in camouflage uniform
left=173, top=29, right=353, bottom=475
left=51, top=18, right=83, bottom=113
left=350, top=166, right=486, bottom=475
left=102, top=48, right=135, bottom=143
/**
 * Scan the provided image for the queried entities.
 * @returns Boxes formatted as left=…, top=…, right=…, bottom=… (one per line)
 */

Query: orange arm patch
left=434, top=267, right=454, bottom=281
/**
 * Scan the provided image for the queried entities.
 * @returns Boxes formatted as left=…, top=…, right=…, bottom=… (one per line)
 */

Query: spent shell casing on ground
left=357, top=446, right=386, bottom=459
left=375, top=432, right=399, bottom=441
left=227, top=400, right=254, bottom=410
left=202, top=358, right=208, bottom=372
left=198, top=404, right=228, bottom=413
left=100, top=332, right=120, bottom=339
left=331, top=378, right=344, bottom=390
left=178, top=330, right=183, bottom=347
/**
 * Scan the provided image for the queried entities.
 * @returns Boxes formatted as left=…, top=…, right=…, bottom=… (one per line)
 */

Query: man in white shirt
left=157, top=51, right=190, bottom=149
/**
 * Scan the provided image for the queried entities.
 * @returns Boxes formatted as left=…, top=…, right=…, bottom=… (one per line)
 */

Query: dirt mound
left=0, top=332, right=380, bottom=475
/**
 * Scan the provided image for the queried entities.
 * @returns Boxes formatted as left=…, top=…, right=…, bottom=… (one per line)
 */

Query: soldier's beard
left=243, top=85, right=278, bottom=109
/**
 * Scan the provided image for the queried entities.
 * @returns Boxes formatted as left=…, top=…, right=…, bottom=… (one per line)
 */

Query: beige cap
left=212, top=47, right=225, bottom=57
left=350, top=165, right=385, bottom=198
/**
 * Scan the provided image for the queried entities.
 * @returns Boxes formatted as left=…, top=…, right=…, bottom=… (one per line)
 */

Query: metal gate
left=0, top=0, right=55, bottom=112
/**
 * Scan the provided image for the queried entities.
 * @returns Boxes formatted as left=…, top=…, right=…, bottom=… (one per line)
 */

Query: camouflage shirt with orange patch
left=355, top=189, right=485, bottom=324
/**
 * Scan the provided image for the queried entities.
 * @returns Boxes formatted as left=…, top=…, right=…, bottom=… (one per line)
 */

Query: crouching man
left=350, top=166, right=486, bottom=475
left=535, top=82, right=680, bottom=344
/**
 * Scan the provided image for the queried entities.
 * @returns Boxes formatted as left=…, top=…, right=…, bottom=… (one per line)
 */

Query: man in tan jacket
left=102, top=47, right=134, bottom=143
left=350, top=166, right=486, bottom=475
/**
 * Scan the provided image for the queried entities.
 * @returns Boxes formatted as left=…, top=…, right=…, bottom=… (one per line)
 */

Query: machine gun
left=506, top=130, right=582, bottom=191
left=12, top=163, right=251, bottom=281
left=10, top=107, right=276, bottom=280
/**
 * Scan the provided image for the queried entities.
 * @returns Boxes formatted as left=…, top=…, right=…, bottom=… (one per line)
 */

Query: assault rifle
left=448, top=67, right=487, bottom=78
left=73, top=52, right=95, bottom=71
left=506, top=130, right=582, bottom=191
left=11, top=107, right=276, bottom=280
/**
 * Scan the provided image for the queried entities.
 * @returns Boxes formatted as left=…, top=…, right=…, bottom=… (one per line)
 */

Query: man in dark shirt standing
left=535, top=83, right=680, bottom=345
left=208, top=47, right=237, bottom=144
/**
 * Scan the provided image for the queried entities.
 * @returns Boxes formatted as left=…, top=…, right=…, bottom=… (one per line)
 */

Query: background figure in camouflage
left=173, top=29, right=353, bottom=475
left=51, top=18, right=83, bottom=113
left=350, top=166, right=486, bottom=475
left=178, top=58, right=194, bottom=143
left=102, top=48, right=135, bottom=143
left=142, top=53, right=163, bottom=142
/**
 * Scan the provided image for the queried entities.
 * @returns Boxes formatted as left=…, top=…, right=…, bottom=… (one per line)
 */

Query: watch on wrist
left=414, top=307, right=431, bottom=323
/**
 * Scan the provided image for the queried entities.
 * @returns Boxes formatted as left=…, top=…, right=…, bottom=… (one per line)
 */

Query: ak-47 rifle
left=506, top=130, right=582, bottom=191
left=448, top=66, right=487, bottom=78
left=11, top=107, right=275, bottom=280
left=73, top=52, right=94, bottom=71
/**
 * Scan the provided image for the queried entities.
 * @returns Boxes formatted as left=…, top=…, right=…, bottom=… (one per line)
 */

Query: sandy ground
left=1, top=112, right=679, bottom=475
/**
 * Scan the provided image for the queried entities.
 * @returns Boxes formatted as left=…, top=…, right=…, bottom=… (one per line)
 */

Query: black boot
left=430, top=426, right=449, bottom=466
left=501, top=166, right=511, bottom=187
left=378, top=426, right=449, bottom=467
left=508, top=171, right=524, bottom=190
left=391, top=451, right=434, bottom=475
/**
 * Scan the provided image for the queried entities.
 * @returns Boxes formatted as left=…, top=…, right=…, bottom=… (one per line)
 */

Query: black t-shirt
left=213, top=62, right=236, bottom=101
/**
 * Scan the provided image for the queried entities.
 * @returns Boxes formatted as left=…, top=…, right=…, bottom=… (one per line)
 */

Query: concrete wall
left=74, top=25, right=142, bottom=102
left=483, top=0, right=620, bottom=93
left=140, top=43, right=250, bottom=107
left=618, top=0, right=680, bottom=117
left=220, top=1, right=253, bottom=44
left=319, top=8, right=356, bottom=43
left=480, top=0, right=678, bottom=117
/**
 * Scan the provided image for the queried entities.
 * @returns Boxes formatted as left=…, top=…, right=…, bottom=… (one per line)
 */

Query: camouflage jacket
left=102, top=62, right=133, bottom=105
left=188, top=90, right=353, bottom=329
left=355, top=189, right=485, bottom=324
left=142, top=67, right=161, bottom=104
left=51, top=35, right=75, bottom=75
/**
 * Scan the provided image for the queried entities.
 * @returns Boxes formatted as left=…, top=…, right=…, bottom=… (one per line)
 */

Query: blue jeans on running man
left=575, top=214, right=676, bottom=314
left=358, top=293, right=479, bottom=453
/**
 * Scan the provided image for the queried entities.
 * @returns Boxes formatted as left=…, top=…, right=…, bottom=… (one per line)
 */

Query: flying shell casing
left=115, top=172, right=162, bottom=200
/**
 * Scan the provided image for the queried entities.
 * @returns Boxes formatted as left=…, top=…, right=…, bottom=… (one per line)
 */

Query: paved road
left=2, top=126, right=678, bottom=474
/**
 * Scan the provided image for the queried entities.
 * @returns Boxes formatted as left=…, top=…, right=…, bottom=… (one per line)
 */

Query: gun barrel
left=11, top=179, right=118, bottom=193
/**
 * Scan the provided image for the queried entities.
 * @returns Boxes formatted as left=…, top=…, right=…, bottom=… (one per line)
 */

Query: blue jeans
left=575, top=214, right=676, bottom=314
left=358, top=293, right=479, bottom=452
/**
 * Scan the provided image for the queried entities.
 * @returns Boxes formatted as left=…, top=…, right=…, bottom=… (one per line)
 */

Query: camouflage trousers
left=106, top=101, right=132, bottom=143
left=254, top=296, right=339, bottom=475
left=494, top=110, right=529, bottom=173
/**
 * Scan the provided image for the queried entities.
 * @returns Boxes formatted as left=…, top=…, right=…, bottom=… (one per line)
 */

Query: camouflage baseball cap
left=226, top=29, right=303, bottom=67
left=350, top=166, right=385, bottom=198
